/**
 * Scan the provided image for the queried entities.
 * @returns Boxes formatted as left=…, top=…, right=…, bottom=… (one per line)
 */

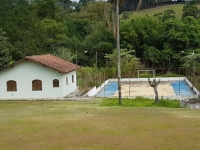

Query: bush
left=101, top=97, right=181, bottom=108
left=158, top=72, right=182, bottom=77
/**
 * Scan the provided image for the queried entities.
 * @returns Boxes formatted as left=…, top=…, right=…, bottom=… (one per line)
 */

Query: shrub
left=101, top=97, right=181, bottom=108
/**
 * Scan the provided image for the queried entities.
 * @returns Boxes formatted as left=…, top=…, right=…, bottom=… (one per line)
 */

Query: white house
left=0, top=54, right=80, bottom=100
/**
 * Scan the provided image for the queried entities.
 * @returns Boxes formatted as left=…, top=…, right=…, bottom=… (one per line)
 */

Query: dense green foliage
left=0, top=29, right=11, bottom=68
left=101, top=97, right=181, bottom=108
left=1, top=1, right=200, bottom=72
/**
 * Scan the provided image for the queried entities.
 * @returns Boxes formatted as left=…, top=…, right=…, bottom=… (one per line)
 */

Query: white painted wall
left=86, top=79, right=109, bottom=96
left=109, top=77, right=186, bottom=82
left=185, top=78, right=200, bottom=95
left=61, top=71, right=77, bottom=96
left=0, top=61, right=76, bottom=100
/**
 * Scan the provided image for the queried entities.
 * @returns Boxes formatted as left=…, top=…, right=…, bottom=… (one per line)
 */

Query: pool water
left=98, top=82, right=118, bottom=97
left=171, top=81, right=194, bottom=96
left=97, top=81, right=195, bottom=97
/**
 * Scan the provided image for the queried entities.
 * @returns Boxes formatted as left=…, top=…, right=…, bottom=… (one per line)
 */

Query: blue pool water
left=171, top=81, right=194, bottom=96
left=97, top=81, right=195, bottom=97
left=98, top=82, right=118, bottom=97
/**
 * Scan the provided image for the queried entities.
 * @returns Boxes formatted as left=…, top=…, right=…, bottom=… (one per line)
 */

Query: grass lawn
left=1, top=99, right=200, bottom=150
left=129, top=4, right=200, bottom=19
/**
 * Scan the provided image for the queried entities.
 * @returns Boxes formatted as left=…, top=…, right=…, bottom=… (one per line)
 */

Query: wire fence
left=78, top=67, right=200, bottom=92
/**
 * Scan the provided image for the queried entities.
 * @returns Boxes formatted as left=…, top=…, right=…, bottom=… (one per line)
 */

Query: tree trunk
left=112, top=9, right=117, bottom=39
left=153, top=86, right=159, bottom=103
left=103, top=2, right=110, bottom=31
left=148, top=78, right=160, bottom=103
left=116, top=0, right=122, bottom=104
left=136, top=0, right=142, bottom=11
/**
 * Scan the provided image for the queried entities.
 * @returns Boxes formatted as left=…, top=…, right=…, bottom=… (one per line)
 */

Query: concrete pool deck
left=113, top=81, right=176, bottom=97
left=86, top=77, right=200, bottom=100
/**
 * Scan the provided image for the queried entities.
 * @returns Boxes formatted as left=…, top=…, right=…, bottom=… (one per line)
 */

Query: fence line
left=78, top=67, right=200, bottom=93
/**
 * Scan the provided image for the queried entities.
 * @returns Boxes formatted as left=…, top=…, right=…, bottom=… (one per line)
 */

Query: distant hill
left=128, top=4, right=200, bottom=19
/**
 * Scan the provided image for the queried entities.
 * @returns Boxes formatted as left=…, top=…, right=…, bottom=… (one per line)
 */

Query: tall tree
left=0, top=0, right=29, bottom=28
left=0, top=29, right=11, bottom=68
left=136, top=0, right=142, bottom=11
left=3, top=4, right=44, bottom=60
left=109, top=0, right=122, bottom=104
left=37, top=0, right=57, bottom=19
left=40, top=19, right=68, bottom=53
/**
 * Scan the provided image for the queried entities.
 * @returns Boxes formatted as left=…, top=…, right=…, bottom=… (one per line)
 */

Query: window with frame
left=72, top=75, right=74, bottom=83
left=7, top=80, right=17, bottom=91
left=66, top=77, right=68, bottom=85
left=53, top=79, right=59, bottom=87
left=32, top=80, right=42, bottom=91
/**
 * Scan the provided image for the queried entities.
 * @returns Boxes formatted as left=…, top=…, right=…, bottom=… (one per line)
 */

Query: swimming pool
left=171, top=81, right=194, bottom=96
left=97, top=82, right=118, bottom=97
left=97, top=81, right=195, bottom=97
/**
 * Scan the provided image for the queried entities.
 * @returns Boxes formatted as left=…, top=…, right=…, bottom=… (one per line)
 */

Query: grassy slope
left=129, top=4, right=200, bottom=19
left=131, top=4, right=184, bottom=18
left=1, top=99, right=200, bottom=150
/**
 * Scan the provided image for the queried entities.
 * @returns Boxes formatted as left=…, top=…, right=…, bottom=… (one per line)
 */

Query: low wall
left=185, top=78, right=200, bottom=95
left=86, top=80, right=109, bottom=97
left=86, top=77, right=199, bottom=99
left=109, top=77, right=186, bottom=82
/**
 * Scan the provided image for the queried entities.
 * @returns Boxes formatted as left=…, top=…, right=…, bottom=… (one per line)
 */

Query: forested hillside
left=1, top=0, right=200, bottom=73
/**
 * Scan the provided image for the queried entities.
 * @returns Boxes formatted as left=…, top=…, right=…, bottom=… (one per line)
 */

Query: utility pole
left=96, top=51, right=97, bottom=68
left=116, top=0, right=122, bottom=104
left=192, top=50, right=195, bottom=73
left=76, top=46, right=78, bottom=96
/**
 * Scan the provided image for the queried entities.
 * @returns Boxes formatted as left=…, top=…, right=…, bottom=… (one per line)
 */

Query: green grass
left=158, top=72, right=183, bottom=77
left=1, top=99, right=200, bottom=150
left=128, top=4, right=200, bottom=19
left=101, top=97, right=181, bottom=108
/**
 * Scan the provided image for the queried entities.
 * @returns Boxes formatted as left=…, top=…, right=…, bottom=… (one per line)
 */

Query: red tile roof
left=25, top=54, right=80, bottom=73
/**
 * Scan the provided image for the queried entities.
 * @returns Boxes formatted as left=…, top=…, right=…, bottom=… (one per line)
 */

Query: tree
left=59, top=0, right=72, bottom=12
left=183, top=16, right=200, bottom=50
left=0, top=29, right=11, bottom=68
left=109, top=0, right=122, bottom=104
left=105, top=49, right=140, bottom=77
left=3, top=4, right=44, bottom=60
left=162, top=9, right=176, bottom=22
left=108, top=0, right=123, bottom=38
left=122, top=12, right=130, bottom=20
left=120, top=16, right=163, bottom=60
left=0, top=0, right=29, bottom=27
left=37, top=0, right=57, bottom=19
left=160, top=44, right=173, bottom=72
left=182, top=1, right=200, bottom=19
left=143, top=46, right=162, bottom=68
left=148, top=78, right=160, bottom=103
left=181, top=50, right=200, bottom=73
left=136, top=0, right=142, bottom=11
left=40, top=19, right=68, bottom=53
left=83, top=21, right=114, bottom=62
left=162, top=18, right=188, bottom=53
left=54, top=46, right=75, bottom=61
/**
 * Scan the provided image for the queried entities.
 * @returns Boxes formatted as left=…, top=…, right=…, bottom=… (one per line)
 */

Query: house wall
left=61, top=71, right=77, bottom=97
left=0, top=61, right=76, bottom=100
